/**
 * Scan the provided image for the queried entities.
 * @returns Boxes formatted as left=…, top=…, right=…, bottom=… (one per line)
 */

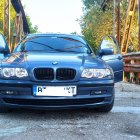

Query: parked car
left=0, top=33, right=123, bottom=112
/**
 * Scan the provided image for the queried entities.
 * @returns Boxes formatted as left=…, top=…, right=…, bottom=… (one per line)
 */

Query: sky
left=21, top=0, right=83, bottom=34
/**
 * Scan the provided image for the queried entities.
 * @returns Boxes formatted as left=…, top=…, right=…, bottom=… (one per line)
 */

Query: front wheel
left=95, top=100, right=114, bottom=112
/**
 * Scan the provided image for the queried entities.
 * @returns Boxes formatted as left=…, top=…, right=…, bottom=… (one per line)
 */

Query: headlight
left=2, top=68, right=28, bottom=78
left=15, top=68, right=28, bottom=78
left=81, top=68, right=112, bottom=78
left=3, top=68, right=15, bottom=78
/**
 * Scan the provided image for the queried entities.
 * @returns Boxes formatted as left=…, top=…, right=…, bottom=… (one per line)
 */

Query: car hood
left=1, top=52, right=107, bottom=69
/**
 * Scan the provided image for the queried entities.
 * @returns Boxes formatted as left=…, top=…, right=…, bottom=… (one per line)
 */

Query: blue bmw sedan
left=0, top=33, right=123, bottom=112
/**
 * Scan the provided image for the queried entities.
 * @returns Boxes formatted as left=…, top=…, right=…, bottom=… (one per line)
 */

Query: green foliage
left=0, top=0, right=4, bottom=33
left=0, top=1, right=38, bottom=35
left=80, top=1, right=113, bottom=51
left=81, top=0, right=138, bottom=52
left=0, top=0, right=16, bottom=37
left=71, top=31, right=78, bottom=35
left=26, top=15, right=38, bottom=33
left=82, top=0, right=112, bottom=10
left=119, top=1, right=138, bottom=52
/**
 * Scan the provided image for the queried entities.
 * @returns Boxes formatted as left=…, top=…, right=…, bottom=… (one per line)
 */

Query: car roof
left=27, top=33, right=80, bottom=37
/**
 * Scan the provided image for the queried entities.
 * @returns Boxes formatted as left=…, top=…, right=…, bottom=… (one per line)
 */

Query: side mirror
left=0, top=33, right=10, bottom=54
left=98, top=48, right=114, bottom=56
left=97, top=35, right=120, bottom=57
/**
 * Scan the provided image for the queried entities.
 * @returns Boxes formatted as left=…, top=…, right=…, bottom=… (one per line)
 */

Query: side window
left=100, top=36, right=120, bottom=54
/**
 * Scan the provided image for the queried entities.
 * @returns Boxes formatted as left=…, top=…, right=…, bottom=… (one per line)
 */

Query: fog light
left=0, top=90, right=18, bottom=95
left=91, top=90, right=106, bottom=95
left=94, top=91, right=102, bottom=94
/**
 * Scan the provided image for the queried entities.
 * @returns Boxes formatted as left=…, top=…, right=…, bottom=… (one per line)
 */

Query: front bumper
left=0, top=79, right=114, bottom=110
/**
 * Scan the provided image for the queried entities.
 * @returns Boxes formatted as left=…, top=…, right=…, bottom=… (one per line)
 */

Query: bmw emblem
left=52, top=61, right=58, bottom=65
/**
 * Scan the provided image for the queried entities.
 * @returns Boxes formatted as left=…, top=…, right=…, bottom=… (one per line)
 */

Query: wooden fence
left=123, top=52, right=140, bottom=84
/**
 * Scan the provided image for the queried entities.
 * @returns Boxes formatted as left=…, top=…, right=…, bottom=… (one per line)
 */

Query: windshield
left=14, top=36, right=91, bottom=54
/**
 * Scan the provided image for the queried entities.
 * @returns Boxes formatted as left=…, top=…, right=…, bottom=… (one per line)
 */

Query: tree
left=26, top=15, right=38, bottom=33
left=0, top=0, right=4, bottom=33
left=82, top=0, right=112, bottom=10
left=0, top=1, right=38, bottom=34
left=80, top=0, right=113, bottom=51
left=80, top=0, right=138, bottom=52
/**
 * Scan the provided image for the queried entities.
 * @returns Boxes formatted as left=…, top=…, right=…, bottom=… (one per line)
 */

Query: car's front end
left=0, top=51, right=114, bottom=111
left=0, top=79, right=114, bottom=110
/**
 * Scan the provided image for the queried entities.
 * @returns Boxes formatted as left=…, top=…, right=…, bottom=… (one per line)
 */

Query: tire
left=0, top=106, right=9, bottom=113
left=95, top=100, right=114, bottom=113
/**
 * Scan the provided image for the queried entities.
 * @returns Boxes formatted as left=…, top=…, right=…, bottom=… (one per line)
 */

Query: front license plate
left=33, top=86, right=77, bottom=96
